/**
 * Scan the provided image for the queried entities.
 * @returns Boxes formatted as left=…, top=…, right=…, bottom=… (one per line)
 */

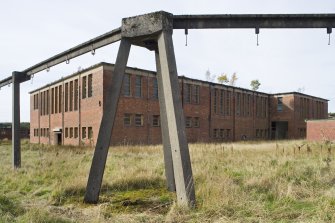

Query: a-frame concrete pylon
left=84, top=11, right=196, bottom=207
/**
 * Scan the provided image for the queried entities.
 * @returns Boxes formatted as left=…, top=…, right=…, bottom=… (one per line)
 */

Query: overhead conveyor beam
left=173, top=14, right=335, bottom=29
left=0, top=76, right=12, bottom=88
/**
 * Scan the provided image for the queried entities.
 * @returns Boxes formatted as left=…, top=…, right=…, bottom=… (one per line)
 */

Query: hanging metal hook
left=255, top=27, right=260, bottom=46
left=327, top=27, right=332, bottom=45
left=66, top=55, right=70, bottom=64
left=46, top=64, right=50, bottom=72
left=91, top=45, right=95, bottom=55
left=185, top=29, right=188, bottom=46
left=31, top=74, right=34, bottom=84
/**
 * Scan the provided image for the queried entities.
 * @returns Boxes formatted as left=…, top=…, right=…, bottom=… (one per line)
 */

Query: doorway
left=271, top=121, right=288, bottom=140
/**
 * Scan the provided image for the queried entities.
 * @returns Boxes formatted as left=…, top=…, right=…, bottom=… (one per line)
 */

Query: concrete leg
left=84, top=39, right=131, bottom=203
left=12, top=72, right=21, bottom=169
left=154, top=51, right=176, bottom=192
left=156, top=31, right=196, bottom=207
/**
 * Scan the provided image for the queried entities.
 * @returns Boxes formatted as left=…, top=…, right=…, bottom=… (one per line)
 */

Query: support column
left=84, top=38, right=131, bottom=203
left=156, top=31, right=196, bottom=207
left=155, top=51, right=176, bottom=192
left=12, top=72, right=21, bottom=169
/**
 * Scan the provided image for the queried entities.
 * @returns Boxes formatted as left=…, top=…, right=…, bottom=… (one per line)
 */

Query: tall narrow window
left=46, top=90, right=49, bottom=115
left=236, top=92, right=241, bottom=116
left=124, top=113, right=132, bottom=126
left=214, top=89, right=218, bottom=114
left=226, top=91, right=231, bottom=116
left=123, top=74, right=131, bottom=96
left=135, top=75, right=142, bottom=97
left=247, top=95, right=251, bottom=116
left=193, top=117, right=200, bottom=128
left=185, top=117, right=192, bottom=128
left=58, top=85, right=62, bottom=113
left=65, top=83, right=69, bottom=112
left=153, top=78, right=158, bottom=99
left=135, top=114, right=144, bottom=126
left=220, top=90, right=224, bottom=115
left=82, top=76, right=87, bottom=99
left=88, top=74, right=93, bottom=97
left=65, top=128, right=69, bottom=138
left=88, top=127, right=93, bottom=139
left=51, top=88, right=54, bottom=114
left=152, top=115, right=160, bottom=127
left=82, top=127, right=86, bottom=139
left=74, top=79, right=78, bottom=111
left=70, top=81, right=73, bottom=111
left=74, top=127, right=78, bottom=138
left=192, top=85, right=200, bottom=104
left=184, top=84, right=191, bottom=103
left=277, top=97, right=283, bottom=112
left=55, top=87, right=58, bottom=114
left=70, top=127, right=73, bottom=138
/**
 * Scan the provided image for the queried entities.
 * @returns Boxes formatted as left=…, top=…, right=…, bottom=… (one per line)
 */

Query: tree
left=230, top=72, right=238, bottom=86
left=205, top=69, right=216, bottom=82
left=217, top=74, right=229, bottom=84
left=250, top=79, right=261, bottom=91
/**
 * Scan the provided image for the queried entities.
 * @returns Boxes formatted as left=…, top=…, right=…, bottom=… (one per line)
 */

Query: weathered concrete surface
left=157, top=31, right=196, bottom=207
left=155, top=51, right=176, bottom=192
left=84, top=39, right=131, bottom=203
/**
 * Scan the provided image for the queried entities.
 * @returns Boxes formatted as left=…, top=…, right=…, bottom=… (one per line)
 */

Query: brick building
left=306, top=119, right=335, bottom=141
left=29, top=62, right=329, bottom=146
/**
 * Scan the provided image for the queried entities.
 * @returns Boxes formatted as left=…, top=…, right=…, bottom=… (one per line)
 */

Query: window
left=135, top=75, right=142, bottom=97
left=213, top=89, right=218, bottom=114
left=226, top=91, right=231, bottom=116
left=152, top=115, right=160, bottom=127
left=74, top=79, right=78, bottom=111
left=153, top=78, right=158, bottom=99
left=226, top=129, right=231, bottom=139
left=74, top=127, right=78, bottom=138
left=65, top=83, right=69, bottom=112
left=256, top=129, right=260, bottom=138
left=193, top=117, right=200, bottom=128
left=70, top=81, right=73, bottom=111
left=70, top=127, right=73, bottom=138
left=82, top=127, right=86, bottom=139
left=58, top=85, right=62, bottom=113
left=123, top=74, right=131, bottom=96
left=184, top=84, right=191, bottom=103
left=220, top=90, right=224, bottom=115
left=236, top=93, right=241, bottom=116
left=46, top=90, right=49, bottom=115
left=135, top=114, right=144, bottom=126
left=185, top=117, right=192, bottom=128
left=192, top=85, right=200, bottom=104
left=277, top=97, right=283, bottom=112
left=65, top=128, right=69, bottom=138
left=55, top=87, right=58, bottom=114
left=47, top=128, right=49, bottom=137
left=220, top=129, right=225, bottom=138
left=124, top=113, right=132, bottom=126
left=88, top=127, right=93, bottom=139
left=213, top=129, right=219, bottom=138
left=247, top=95, right=251, bottom=116
left=88, top=74, right=93, bottom=97
left=82, top=76, right=87, bottom=99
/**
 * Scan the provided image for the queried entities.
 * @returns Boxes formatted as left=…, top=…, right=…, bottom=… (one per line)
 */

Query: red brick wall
left=307, top=120, right=335, bottom=141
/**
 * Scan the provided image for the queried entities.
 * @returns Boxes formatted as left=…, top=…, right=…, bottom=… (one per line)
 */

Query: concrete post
left=12, top=72, right=21, bottom=169
left=84, top=38, right=131, bottom=203
left=154, top=51, right=176, bottom=192
left=156, top=31, right=196, bottom=207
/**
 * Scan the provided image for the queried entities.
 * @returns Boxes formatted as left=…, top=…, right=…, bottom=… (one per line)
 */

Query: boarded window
left=65, top=128, right=69, bottom=138
left=123, top=74, right=131, bottom=96
left=70, top=127, right=73, bottom=138
left=135, top=114, right=144, bottom=126
left=88, top=74, right=93, bottom=97
left=152, top=115, right=160, bottom=127
left=74, top=127, right=78, bottom=138
left=135, top=75, right=142, bottom=97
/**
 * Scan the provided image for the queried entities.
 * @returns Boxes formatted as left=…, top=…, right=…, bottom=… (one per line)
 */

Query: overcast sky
left=0, top=0, right=334, bottom=122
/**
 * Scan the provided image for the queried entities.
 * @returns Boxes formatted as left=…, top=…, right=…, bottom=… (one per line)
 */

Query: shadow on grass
left=52, top=177, right=174, bottom=215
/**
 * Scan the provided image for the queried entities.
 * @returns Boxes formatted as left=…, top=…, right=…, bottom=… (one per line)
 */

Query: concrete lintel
left=122, top=11, right=173, bottom=39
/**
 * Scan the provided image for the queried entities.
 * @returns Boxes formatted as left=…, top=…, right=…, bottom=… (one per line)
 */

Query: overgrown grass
left=1, top=139, right=335, bottom=222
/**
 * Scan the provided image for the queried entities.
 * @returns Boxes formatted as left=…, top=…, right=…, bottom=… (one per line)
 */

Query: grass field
left=1, top=139, right=335, bottom=222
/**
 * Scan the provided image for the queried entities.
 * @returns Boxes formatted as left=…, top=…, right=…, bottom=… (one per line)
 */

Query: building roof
left=29, top=62, right=329, bottom=101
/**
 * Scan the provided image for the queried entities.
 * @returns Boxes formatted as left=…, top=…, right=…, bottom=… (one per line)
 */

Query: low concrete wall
left=307, top=119, right=335, bottom=141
